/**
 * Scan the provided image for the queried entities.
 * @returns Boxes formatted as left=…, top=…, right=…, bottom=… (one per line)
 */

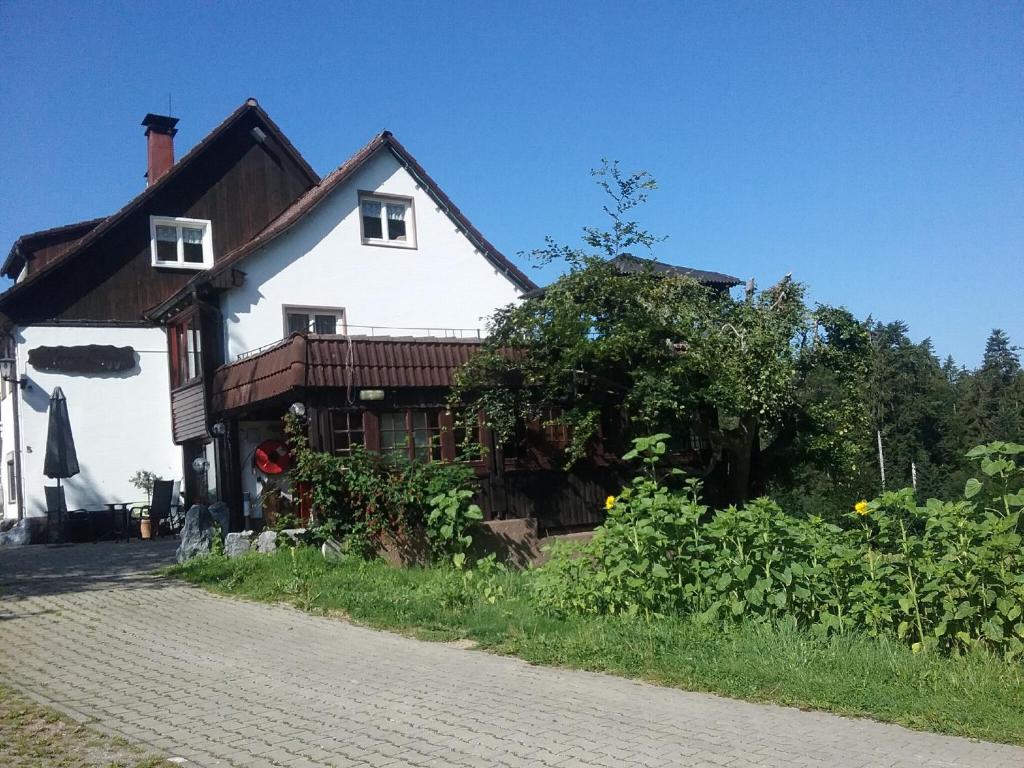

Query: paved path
left=1, top=543, right=1021, bottom=768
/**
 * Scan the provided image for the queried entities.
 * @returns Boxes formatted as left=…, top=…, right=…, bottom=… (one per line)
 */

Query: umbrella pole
left=57, top=477, right=65, bottom=544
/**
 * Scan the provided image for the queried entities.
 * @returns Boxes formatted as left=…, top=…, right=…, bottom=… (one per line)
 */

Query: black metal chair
left=130, top=480, right=176, bottom=538
left=44, top=485, right=91, bottom=544
left=166, top=480, right=184, bottom=534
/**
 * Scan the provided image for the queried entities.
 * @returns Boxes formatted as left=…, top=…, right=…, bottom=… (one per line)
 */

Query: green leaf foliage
left=534, top=436, right=1024, bottom=658
left=283, top=413, right=479, bottom=561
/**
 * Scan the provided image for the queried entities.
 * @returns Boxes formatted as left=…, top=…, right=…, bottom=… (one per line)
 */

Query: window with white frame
left=283, top=306, right=346, bottom=336
left=150, top=216, right=214, bottom=269
left=359, top=194, right=415, bottom=247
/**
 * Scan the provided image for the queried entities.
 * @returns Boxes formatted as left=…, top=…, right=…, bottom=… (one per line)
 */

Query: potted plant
left=129, top=470, right=162, bottom=540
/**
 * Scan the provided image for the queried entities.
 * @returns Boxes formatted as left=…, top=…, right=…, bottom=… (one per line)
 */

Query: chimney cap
left=141, top=113, right=179, bottom=134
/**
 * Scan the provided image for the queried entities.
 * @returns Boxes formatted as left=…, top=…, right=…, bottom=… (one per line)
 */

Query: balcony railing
left=233, top=324, right=483, bottom=361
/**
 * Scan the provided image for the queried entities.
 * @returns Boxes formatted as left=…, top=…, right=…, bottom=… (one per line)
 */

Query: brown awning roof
left=211, top=334, right=482, bottom=413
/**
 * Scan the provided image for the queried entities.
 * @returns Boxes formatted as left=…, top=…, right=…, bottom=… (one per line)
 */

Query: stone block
left=176, top=505, right=215, bottom=563
left=224, top=531, right=253, bottom=558
left=0, top=518, right=33, bottom=546
left=255, top=530, right=278, bottom=554
left=208, top=501, right=230, bottom=538
left=321, top=537, right=345, bottom=561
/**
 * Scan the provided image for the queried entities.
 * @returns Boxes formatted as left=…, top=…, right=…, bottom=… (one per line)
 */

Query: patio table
left=100, top=503, right=132, bottom=542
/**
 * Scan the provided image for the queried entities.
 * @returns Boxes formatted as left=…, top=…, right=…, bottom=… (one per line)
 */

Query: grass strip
left=167, top=548, right=1024, bottom=746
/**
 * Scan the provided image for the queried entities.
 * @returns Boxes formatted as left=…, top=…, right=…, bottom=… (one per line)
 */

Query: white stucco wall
left=14, top=326, right=181, bottom=516
left=219, top=149, right=524, bottom=359
left=0, top=377, right=16, bottom=519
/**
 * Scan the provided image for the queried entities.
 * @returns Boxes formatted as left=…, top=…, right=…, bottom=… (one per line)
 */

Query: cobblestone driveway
left=1, top=542, right=1021, bottom=768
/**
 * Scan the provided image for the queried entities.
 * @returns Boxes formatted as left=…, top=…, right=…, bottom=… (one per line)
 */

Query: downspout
left=192, top=288, right=224, bottom=510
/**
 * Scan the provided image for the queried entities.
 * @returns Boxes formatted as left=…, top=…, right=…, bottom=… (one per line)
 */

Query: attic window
left=359, top=193, right=415, bottom=248
left=150, top=216, right=213, bottom=269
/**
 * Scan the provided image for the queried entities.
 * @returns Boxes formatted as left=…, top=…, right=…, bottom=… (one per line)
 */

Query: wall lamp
left=0, top=357, right=27, bottom=390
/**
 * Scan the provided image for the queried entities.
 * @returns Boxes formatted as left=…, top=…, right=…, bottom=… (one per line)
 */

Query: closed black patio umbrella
left=44, top=387, right=80, bottom=486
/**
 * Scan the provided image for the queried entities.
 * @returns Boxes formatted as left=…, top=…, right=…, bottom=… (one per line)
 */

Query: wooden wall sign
left=28, top=345, right=137, bottom=375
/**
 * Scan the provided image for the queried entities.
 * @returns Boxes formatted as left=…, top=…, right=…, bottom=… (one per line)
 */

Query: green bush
left=534, top=437, right=1024, bottom=656
left=425, top=488, right=483, bottom=566
left=283, top=413, right=478, bottom=555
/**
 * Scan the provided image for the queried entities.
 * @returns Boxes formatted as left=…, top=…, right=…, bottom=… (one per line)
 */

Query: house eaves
left=1, top=216, right=108, bottom=280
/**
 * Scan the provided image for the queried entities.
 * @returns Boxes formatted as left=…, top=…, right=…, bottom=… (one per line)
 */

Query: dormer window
left=359, top=193, right=415, bottom=248
left=150, top=216, right=213, bottom=269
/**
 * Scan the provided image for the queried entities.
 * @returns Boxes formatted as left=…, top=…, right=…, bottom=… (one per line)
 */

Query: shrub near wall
left=283, top=413, right=481, bottom=563
left=534, top=437, right=1024, bottom=656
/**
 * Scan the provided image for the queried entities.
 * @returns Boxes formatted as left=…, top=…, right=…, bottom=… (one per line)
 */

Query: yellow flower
left=605, top=495, right=616, bottom=510
left=854, top=500, right=870, bottom=516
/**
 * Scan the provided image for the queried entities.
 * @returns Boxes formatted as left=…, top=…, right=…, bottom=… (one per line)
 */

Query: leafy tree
left=454, top=162, right=1020, bottom=508
left=452, top=163, right=869, bottom=503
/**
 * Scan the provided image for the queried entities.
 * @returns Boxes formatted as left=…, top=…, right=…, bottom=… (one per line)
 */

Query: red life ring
left=255, top=440, right=291, bottom=474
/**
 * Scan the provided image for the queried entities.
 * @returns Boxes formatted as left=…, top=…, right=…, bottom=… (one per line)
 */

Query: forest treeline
left=773, top=324, right=1024, bottom=511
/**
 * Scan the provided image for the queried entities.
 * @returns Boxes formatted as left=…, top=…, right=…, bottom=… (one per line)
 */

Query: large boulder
left=0, top=518, right=33, bottom=546
left=208, top=502, right=230, bottom=538
left=321, top=537, right=345, bottom=562
left=176, top=505, right=216, bottom=563
left=255, top=530, right=278, bottom=554
left=224, top=531, right=253, bottom=558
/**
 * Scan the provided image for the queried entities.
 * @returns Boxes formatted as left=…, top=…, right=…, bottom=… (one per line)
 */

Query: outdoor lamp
left=0, top=357, right=25, bottom=389
left=191, top=456, right=210, bottom=473
left=210, top=421, right=227, bottom=437
left=289, top=401, right=306, bottom=418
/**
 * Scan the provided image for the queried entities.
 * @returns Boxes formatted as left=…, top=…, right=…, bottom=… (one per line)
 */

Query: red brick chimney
left=141, top=113, right=179, bottom=186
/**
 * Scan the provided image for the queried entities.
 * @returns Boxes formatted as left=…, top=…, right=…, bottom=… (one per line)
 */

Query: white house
left=0, top=100, right=320, bottom=523
left=1, top=98, right=738, bottom=537
left=0, top=100, right=539, bottom=532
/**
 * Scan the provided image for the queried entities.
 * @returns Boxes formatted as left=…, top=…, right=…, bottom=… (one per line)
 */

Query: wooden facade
left=309, top=401, right=628, bottom=531
left=281, top=389, right=624, bottom=532
left=171, top=381, right=208, bottom=443
left=202, top=335, right=657, bottom=531
left=0, top=104, right=316, bottom=326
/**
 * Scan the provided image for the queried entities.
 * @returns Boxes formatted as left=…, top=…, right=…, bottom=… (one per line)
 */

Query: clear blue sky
left=1, top=1, right=1020, bottom=367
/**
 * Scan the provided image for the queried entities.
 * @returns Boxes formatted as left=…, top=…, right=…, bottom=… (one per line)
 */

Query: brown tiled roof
left=0, top=99, right=318, bottom=305
left=147, top=131, right=537, bottom=320
left=609, top=253, right=742, bottom=287
left=519, top=253, right=743, bottom=300
left=211, top=334, right=482, bottom=413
